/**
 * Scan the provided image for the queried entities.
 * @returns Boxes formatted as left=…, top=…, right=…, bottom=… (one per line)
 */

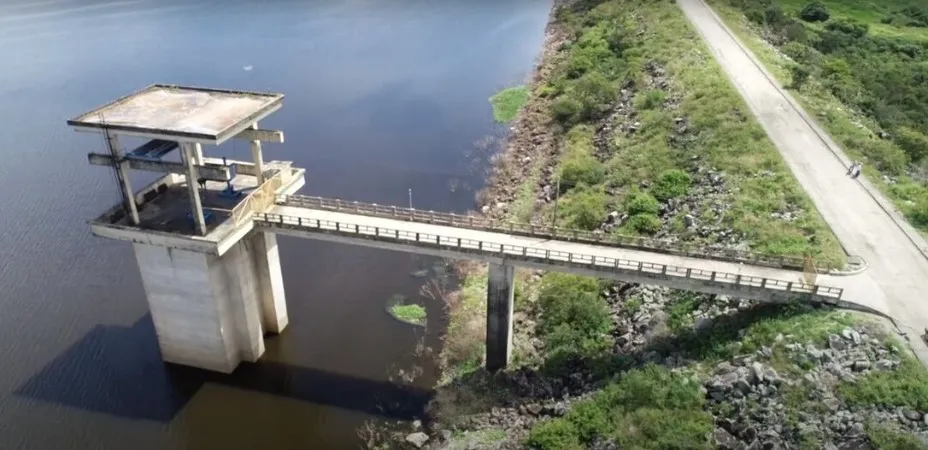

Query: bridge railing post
left=786, top=282, right=793, bottom=292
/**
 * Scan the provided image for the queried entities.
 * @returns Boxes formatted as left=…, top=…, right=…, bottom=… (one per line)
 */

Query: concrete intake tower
left=70, top=85, right=305, bottom=373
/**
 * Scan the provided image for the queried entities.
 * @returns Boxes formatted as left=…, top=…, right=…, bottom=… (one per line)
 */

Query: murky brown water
left=0, top=0, right=549, bottom=448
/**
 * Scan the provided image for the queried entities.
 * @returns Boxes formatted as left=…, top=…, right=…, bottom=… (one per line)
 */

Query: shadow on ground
left=15, top=314, right=432, bottom=423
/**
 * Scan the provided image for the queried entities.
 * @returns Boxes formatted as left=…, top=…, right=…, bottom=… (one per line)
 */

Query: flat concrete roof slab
left=67, top=84, right=284, bottom=144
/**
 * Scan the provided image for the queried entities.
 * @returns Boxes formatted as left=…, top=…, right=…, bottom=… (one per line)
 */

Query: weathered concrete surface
left=486, top=263, right=515, bottom=372
left=67, top=84, right=283, bottom=144
left=250, top=231, right=289, bottom=334
left=678, top=0, right=928, bottom=362
left=133, top=242, right=265, bottom=373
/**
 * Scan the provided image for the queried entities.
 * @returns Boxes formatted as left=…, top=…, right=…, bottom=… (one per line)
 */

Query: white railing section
left=281, top=194, right=810, bottom=270
left=254, top=212, right=844, bottom=302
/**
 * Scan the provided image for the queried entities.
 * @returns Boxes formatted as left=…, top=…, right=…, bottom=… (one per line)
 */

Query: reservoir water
left=0, top=0, right=550, bottom=448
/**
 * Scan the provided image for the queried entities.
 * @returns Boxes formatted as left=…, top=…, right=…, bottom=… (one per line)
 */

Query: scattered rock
left=405, top=432, right=429, bottom=448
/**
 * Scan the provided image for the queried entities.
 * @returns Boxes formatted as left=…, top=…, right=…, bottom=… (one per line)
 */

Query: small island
left=385, top=294, right=426, bottom=327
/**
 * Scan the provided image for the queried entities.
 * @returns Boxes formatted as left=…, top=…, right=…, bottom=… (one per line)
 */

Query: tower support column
left=486, top=263, right=515, bottom=372
left=180, top=143, right=207, bottom=235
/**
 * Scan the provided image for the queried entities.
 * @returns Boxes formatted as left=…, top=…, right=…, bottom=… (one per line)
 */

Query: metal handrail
left=230, top=171, right=285, bottom=226
left=281, top=194, right=808, bottom=270
left=254, top=212, right=844, bottom=301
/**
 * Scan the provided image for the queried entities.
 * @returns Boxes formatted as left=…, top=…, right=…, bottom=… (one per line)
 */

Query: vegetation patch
left=386, top=294, right=427, bottom=326
left=490, top=86, right=531, bottom=123
left=526, top=365, right=713, bottom=450
left=706, top=0, right=928, bottom=232
left=535, top=0, right=844, bottom=267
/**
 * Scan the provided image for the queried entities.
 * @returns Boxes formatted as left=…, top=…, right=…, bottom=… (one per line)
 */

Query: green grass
left=838, top=355, right=928, bottom=411
left=489, top=86, right=530, bottom=122
left=388, top=303, right=426, bottom=325
left=526, top=365, right=713, bottom=449
left=539, top=0, right=845, bottom=268
left=866, top=423, right=926, bottom=450
left=705, top=0, right=928, bottom=234
left=451, top=428, right=507, bottom=450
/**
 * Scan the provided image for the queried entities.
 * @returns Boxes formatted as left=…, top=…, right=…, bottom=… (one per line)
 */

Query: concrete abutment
left=132, top=231, right=288, bottom=373
left=486, top=263, right=515, bottom=372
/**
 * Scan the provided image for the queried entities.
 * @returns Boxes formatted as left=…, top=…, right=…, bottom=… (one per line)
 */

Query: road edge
left=690, top=0, right=928, bottom=263
left=685, top=0, right=928, bottom=368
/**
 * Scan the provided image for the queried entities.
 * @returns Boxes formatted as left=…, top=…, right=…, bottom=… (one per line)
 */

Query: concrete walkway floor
left=678, top=0, right=928, bottom=362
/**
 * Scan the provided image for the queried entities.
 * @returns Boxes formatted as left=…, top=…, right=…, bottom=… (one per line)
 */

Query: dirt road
left=677, top=0, right=928, bottom=361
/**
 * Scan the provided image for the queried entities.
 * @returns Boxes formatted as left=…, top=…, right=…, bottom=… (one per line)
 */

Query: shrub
left=537, top=274, right=612, bottom=364
left=783, top=22, right=808, bottom=42
left=862, top=140, right=908, bottom=175
left=781, top=42, right=821, bottom=65
left=526, top=366, right=714, bottom=448
left=866, top=423, right=925, bottom=450
left=824, top=19, right=869, bottom=39
left=525, top=419, right=582, bottom=450
left=799, top=2, right=829, bottom=23
left=561, top=188, right=609, bottom=230
left=625, top=191, right=660, bottom=215
left=894, top=127, right=928, bottom=163
left=551, top=96, right=583, bottom=125
left=627, top=213, right=662, bottom=234
left=790, top=65, right=811, bottom=89
left=910, top=198, right=928, bottom=228
left=559, top=154, right=606, bottom=192
left=571, top=71, right=617, bottom=120
left=652, top=169, right=692, bottom=201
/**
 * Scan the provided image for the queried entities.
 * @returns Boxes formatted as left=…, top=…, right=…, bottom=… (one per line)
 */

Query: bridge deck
left=255, top=205, right=892, bottom=314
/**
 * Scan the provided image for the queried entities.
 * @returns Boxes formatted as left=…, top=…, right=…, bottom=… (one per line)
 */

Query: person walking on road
left=847, top=161, right=862, bottom=179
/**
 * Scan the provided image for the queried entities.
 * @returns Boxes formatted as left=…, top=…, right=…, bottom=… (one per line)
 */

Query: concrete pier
left=486, top=263, right=515, bottom=372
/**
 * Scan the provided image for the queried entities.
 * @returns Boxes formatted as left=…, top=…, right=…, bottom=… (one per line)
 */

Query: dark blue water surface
left=0, top=1, right=549, bottom=448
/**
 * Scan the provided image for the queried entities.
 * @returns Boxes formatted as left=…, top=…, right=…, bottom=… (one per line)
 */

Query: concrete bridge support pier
left=132, top=232, right=289, bottom=373
left=486, top=263, right=515, bottom=372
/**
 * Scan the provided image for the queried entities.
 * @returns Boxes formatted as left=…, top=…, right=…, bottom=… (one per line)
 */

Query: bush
left=866, top=423, right=925, bottom=450
left=627, top=213, right=662, bottom=234
left=526, top=419, right=582, bottom=450
left=559, top=154, right=605, bottom=191
left=551, top=96, right=583, bottom=125
left=537, top=274, right=612, bottom=364
left=571, top=71, right=617, bottom=120
left=790, top=64, right=811, bottom=89
left=561, top=188, right=609, bottom=230
left=910, top=198, right=928, bottom=228
left=862, top=140, right=908, bottom=175
left=894, top=127, right=928, bottom=163
left=625, top=191, right=660, bottom=215
left=652, top=169, right=692, bottom=201
left=526, top=366, right=713, bottom=449
left=799, top=2, right=829, bottom=23
left=782, top=42, right=821, bottom=65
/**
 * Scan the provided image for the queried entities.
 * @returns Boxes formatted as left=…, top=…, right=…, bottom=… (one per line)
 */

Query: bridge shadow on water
left=15, top=314, right=432, bottom=423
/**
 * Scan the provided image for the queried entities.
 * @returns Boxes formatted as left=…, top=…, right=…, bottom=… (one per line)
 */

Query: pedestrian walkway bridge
left=253, top=194, right=854, bottom=308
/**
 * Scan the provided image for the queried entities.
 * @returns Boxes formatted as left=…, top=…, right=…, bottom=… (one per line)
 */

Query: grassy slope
left=704, top=0, right=928, bottom=234
left=539, top=0, right=845, bottom=267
